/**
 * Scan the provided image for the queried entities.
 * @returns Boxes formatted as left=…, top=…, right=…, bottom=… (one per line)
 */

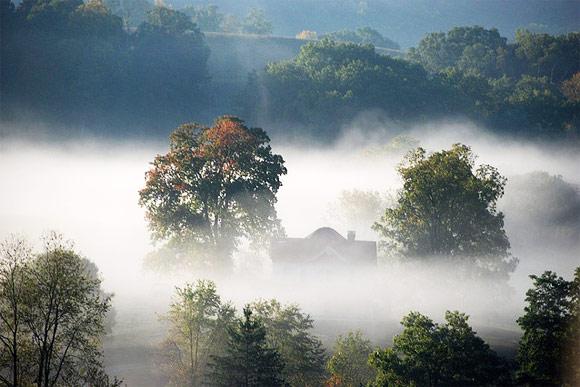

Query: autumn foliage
left=139, top=116, right=286, bottom=267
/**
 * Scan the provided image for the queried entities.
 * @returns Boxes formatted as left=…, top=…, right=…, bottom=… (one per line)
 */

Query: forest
left=1, top=0, right=579, bottom=386
left=1, top=0, right=579, bottom=140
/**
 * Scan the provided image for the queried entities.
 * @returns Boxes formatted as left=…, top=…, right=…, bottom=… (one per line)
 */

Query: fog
left=1, top=121, right=579, bottom=384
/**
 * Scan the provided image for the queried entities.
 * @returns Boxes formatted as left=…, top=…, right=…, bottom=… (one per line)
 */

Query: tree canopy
left=369, top=311, right=509, bottom=386
left=373, top=144, right=516, bottom=277
left=326, top=331, right=376, bottom=386
left=158, top=280, right=235, bottom=386
left=0, top=233, right=119, bottom=386
left=139, top=116, right=286, bottom=267
left=516, top=268, right=580, bottom=386
left=251, top=299, right=326, bottom=386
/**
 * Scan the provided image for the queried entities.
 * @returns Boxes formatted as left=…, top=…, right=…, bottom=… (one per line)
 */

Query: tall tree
left=139, top=116, right=287, bottom=267
left=0, top=233, right=118, bottom=386
left=373, top=144, right=516, bottom=278
left=516, top=268, right=580, bottom=386
left=209, top=306, right=285, bottom=386
left=251, top=299, right=326, bottom=386
left=159, top=280, right=235, bottom=386
left=326, top=331, right=376, bottom=386
left=369, top=311, right=508, bottom=386
left=0, top=236, right=33, bottom=387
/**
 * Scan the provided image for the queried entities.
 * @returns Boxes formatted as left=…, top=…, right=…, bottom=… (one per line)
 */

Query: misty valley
left=1, top=0, right=579, bottom=386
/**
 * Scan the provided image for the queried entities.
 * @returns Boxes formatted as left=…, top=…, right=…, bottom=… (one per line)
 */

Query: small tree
left=373, top=144, right=516, bottom=277
left=326, top=331, right=376, bottom=386
left=369, top=311, right=509, bottom=386
left=159, top=280, right=235, bottom=386
left=516, top=268, right=580, bottom=386
left=209, top=306, right=285, bottom=386
left=251, top=299, right=326, bottom=386
left=139, top=116, right=287, bottom=267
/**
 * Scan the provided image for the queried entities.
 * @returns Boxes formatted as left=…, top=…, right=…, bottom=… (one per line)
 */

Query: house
left=270, top=227, right=377, bottom=269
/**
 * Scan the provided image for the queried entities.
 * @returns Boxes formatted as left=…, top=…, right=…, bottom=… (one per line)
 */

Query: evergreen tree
left=210, top=307, right=285, bottom=387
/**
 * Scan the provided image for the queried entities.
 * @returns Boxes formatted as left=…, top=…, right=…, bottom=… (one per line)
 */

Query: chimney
left=347, top=230, right=356, bottom=241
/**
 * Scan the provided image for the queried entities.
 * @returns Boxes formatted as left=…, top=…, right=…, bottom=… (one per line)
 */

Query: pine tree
left=209, top=306, right=285, bottom=386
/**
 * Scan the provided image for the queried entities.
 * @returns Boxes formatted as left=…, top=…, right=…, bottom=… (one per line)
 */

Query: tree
left=369, top=311, right=509, bottom=386
left=159, top=280, right=235, bottom=386
left=408, top=26, right=507, bottom=77
left=209, top=306, right=285, bottom=386
left=242, top=7, right=272, bottom=35
left=260, top=39, right=451, bottom=136
left=251, top=299, right=326, bottom=386
left=561, top=72, right=580, bottom=103
left=373, top=144, right=516, bottom=278
left=0, top=233, right=118, bottom=386
left=326, top=331, right=376, bottom=386
left=322, top=27, right=400, bottom=50
left=182, top=4, right=224, bottom=32
left=139, top=116, right=287, bottom=267
left=0, top=236, right=33, bottom=386
left=328, top=189, right=390, bottom=240
left=516, top=268, right=580, bottom=386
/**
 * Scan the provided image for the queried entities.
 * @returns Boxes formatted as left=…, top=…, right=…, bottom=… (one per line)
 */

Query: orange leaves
left=198, top=116, right=256, bottom=156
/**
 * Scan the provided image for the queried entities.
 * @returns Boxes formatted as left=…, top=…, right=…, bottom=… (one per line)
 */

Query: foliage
left=373, top=144, right=516, bottom=277
left=259, top=38, right=452, bottom=137
left=158, top=280, right=235, bottom=386
left=516, top=268, right=580, bottom=386
left=326, top=331, right=376, bottom=386
left=408, top=26, right=507, bottom=77
left=242, top=7, right=272, bottom=35
left=1, top=0, right=209, bottom=129
left=561, top=72, right=580, bottom=103
left=209, top=306, right=285, bottom=386
left=182, top=4, right=224, bottom=32
left=369, top=311, right=509, bottom=386
left=296, top=30, right=317, bottom=40
left=502, top=171, right=580, bottom=248
left=322, top=27, right=400, bottom=50
left=0, top=233, right=119, bottom=386
left=251, top=299, right=327, bottom=386
left=329, top=189, right=390, bottom=240
left=139, top=116, right=286, bottom=267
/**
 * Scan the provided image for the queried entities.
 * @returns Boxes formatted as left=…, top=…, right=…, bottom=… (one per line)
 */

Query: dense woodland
left=1, top=0, right=579, bottom=140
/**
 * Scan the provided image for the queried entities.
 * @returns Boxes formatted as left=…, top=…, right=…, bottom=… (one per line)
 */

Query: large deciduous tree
left=516, top=268, right=580, bottom=386
left=373, top=144, right=516, bottom=278
left=369, top=311, right=509, bottom=386
left=139, top=116, right=287, bottom=267
left=209, top=306, right=285, bottom=386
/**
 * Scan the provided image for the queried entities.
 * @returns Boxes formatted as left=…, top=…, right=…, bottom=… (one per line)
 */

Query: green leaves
left=374, top=144, right=515, bottom=277
left=369, top=311, right=508, bottom=386
left=516, top=268, right=580, bottom=385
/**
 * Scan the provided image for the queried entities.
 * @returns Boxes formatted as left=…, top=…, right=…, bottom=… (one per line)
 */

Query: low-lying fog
left=1, top=121, right=579, bottom=384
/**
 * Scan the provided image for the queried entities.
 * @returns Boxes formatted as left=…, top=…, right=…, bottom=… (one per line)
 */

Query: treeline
left=1, top=0, right=579, bottom=140
left=0, top=0, right=210, bottom=131
left=249, top=28, right=579, bottom=139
